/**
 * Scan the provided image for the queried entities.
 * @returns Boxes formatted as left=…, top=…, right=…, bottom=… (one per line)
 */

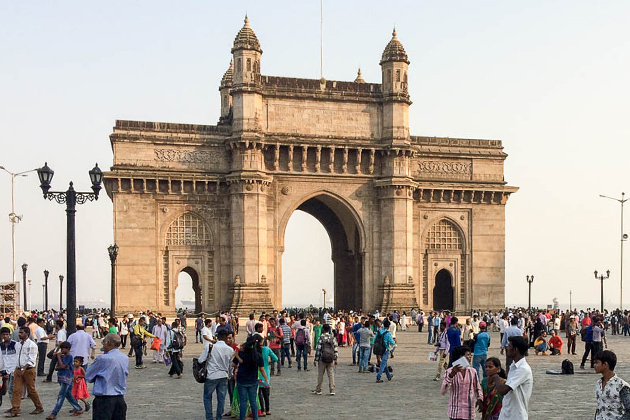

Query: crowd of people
left=0, top=306, right=627, bottom=419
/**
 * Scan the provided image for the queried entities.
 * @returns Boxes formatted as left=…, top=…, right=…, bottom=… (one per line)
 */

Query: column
left=301, top=146, right=307, bottom=172
left=288, top=145, right=294, bottom=171
left=329, top=147, right=336, bottom=173
left=273, top=143, right=280, bottom=171
left=315, top=146, right=321, bottom=173
left=341, top=147, right=348, bottom=174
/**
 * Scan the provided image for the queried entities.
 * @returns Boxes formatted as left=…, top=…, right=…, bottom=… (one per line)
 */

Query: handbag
left=46, top=349, right=56, bottom=360
left=150, top=338, right=161, bottom=351
left=192, top=357, right=207, bottom=383
left=164, top=354, right=172, bottom=366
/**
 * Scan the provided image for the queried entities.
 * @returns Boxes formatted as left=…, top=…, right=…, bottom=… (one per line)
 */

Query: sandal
left=71, top=410, right=84, bottom=417
left=46, top=416, right=55, bottom=420
left=5, top=413, right=19, bottom=418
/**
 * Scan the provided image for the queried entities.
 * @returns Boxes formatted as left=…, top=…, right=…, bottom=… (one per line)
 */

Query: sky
left=1, top=1, right=629, bottom=310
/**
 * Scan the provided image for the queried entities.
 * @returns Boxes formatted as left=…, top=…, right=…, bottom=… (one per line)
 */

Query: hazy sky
left=1, top=1, right=629, bottom=310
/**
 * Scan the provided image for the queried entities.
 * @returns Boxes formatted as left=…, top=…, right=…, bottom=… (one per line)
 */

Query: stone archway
left=179, top=266, right=202, bottom=313
left=279, top=193, right=364, bottom=311
left=433, top=269, right=454, bottom=311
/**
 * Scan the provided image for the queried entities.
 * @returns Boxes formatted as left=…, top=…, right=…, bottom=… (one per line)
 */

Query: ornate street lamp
left=43, top=269, right=49, bottom=311
left=600, top=193, right=629, bottom=310
left=526, top=275, right=534, bottom=311
left=42, top=284, right=45, bottom=311
left=37, top=162, right=102, bottom=335
left=59, top=275, right=64, bottom=313
left=322, top=288, right=327, bottom=311
left=594, top=270, right=610, bottom=313
left=21, top=263, right=28, bottom=311
left=108, top=244, right=118, bottom=316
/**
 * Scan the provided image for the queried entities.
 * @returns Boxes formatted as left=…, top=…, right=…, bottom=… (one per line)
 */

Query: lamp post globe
left=526, top=275, right=534, bottom=311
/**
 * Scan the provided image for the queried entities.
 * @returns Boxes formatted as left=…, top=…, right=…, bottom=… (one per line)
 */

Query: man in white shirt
left=245, top=314, right=257, bottom=337
left=199, top=330, right=235, bottom=420
left=34, top=318, right=54, bottom=377
left=44, top=319, right=66, bottom=383
left=201, top=318, right=214, bottom=351
left=8, top=327, right=44, bottom=416
left=490, top=335, right=533, bottom=420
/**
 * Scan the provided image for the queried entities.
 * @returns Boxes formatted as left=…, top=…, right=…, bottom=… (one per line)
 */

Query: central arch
left=433, top=269, right=454, bottom=311
left=279, top=192, right=365, bottom=310
left=178, top=267, right=202, bottom=313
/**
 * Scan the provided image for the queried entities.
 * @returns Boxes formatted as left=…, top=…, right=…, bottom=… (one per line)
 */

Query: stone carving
left=155, top=149, right=222, bottom=164
left=415, top=160, right=471, bottom=179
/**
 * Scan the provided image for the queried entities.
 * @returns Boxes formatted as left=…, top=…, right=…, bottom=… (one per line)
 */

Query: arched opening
left=281, top=194, right=364, bottom=311
left=282, top=210, right=333, bottom=308
left=433, top=269, right=454, bottom=311
left=176, top=267, right=202, bottom=313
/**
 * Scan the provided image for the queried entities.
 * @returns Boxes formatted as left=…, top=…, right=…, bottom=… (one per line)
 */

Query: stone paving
left=21, top=327, right=630, bottom=419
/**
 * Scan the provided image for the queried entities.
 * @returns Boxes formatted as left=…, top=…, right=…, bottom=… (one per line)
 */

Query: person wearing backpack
left=166, top=321, right=184, bottom=378
left=374, top=319, right=395, bottom=383
left=580, top=323, right=594, bottom=370
left=311, top=323, right=338, bottom=395
left=294, top=319, right=311, bottom=372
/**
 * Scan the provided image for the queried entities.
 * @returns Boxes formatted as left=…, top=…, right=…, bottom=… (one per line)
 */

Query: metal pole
left=21, top=264, right=27, bottom=311
left=570, top=290, right=572, bottom=311
left=619, top=192, right=626, bottom=311
left=43, top=270, right=49, bottom=311
left=42, top=284, right=45, bottom=311
left=59, top=275, right=64, bottom=314
left=601, top=276, right=604, bottom=313
left=11, top=174, right=16, bottom=312
left=66, top=184, right=77, bottom=334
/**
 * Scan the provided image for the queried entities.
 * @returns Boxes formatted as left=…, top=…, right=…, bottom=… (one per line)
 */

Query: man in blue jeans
left=200, top=331, right=234, bottom=420
left=278, top=318, right=292, bottom=369
left=472, top=321, right=490, bottom=380
left=375, top=319, right=395, bottom=383
left=351, top=316, right=362, bottom=365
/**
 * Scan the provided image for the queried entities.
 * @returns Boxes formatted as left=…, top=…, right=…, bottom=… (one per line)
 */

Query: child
left=71, top=356, right=91, bottom=412
left=46, top=342, right=83, bottom=419
left=480, top=357, right=507, bottom=420
left=441, top=345, right=483, bottom=420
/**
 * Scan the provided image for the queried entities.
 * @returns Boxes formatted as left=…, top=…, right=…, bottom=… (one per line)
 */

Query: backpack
left=192, top=357, right=207, bottom=383
left=580, top=327, right=587, bottom=342
left=561, top=359, right=574, bottom=375
left=295, top=328, right=306, bottom=346
left=373, top=331, right=386, bottom=356
left=171, top=330, right=186, bottom=350
left=320, top=337, right=335, bottom=363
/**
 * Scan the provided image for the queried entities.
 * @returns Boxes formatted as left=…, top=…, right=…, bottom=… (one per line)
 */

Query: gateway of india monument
left=104, top=17, right=517, bottom=315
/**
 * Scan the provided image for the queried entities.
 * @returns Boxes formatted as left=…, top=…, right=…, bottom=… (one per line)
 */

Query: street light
left=43, top=270, right=49, bottom=311
left=0, top=165, right=37, bottom=313
left=108, top=244, right=118, bottom=316
left=21, top=263, right=28, bottom=311
left=526, top=275, right=534, bottom=311
left=42, top=284, right=45, bottom=311
left=322, top=288, right=327, bottom=311
left=600, top=193, right=629, bottom=310
left=594, top=270, right=610, bottom=313
left=27, top=279, right=32, bottom=310
left=59, top=275, right=64, bottom=313
left=37, top=162, right=102, bottom=335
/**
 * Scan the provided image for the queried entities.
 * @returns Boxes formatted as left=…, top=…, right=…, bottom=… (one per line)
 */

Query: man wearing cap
left=566, top=314, right=579, bottom=356
left=472, top=321, right=491, bottom=380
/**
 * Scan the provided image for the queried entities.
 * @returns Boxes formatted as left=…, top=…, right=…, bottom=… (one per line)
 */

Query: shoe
left=70, top=410, right=83, bottom=417
left=30, top=408, right=45, bottom=415
left=275, top=372, right=281, bottom=376
left=84, top=402, right=91, bottom=412
left=580, top=365, right=585, bottom=369
left=297, top=368, right=301, bottom=371
left=134, top=365, right=143, bottom=369
left=376, top=379, right=383, bottom=383
left=42, top=379, right=51, bottom=383
left=329, top=392, right=335, bottom=396
left=304, top=368, right=309, bottom=372
left=388, top=374, right=394, bottom=381
left=433, top=377, right=440, bottom=381
left=311, top=390, right=322, bottom=395
left=288, top=365, right=292, bottom=368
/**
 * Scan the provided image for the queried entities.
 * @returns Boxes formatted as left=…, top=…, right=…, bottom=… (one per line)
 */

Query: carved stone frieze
left=415, top=160, right=471, bottom=180
left=155, top=149, right=223, bottom=164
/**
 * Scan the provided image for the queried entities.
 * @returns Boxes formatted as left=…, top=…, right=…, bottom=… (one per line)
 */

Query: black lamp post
left=21, top=263, right=28, bottom=312
left=59, top=275, right=64, bottom=314
left=37, top=162, right=102, bottom=335
left=41, top=284, right=45, bottom=311
left=594, top=270, right=610, bottom=313
left=108, top=244, right=118, bottom=316
left=526, top=275, right=534, bottom=311
left=43, top=269, right=49, bottom=311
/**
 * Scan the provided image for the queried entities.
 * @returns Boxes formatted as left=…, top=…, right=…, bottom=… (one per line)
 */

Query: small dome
left=232, top=15, right=262, bottom=53
left=221, top=59, right=234, bottom=86
left=380, top=28, right=409, bottom=65
left=354, top=68, right=365, bottom=83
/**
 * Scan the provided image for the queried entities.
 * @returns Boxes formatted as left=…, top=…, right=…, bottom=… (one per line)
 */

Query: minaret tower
left=230, top=15, right=263, bottom=134
left=380, top=28, right=411, bottom=146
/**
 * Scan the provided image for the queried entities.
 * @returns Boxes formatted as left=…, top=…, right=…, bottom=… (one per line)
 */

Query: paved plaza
left=22, top=327, right=627, bottom=419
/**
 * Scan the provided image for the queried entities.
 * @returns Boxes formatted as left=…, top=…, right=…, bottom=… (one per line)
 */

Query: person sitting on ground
left=548, top=330, right=563, bottom=356
left=534, top=331, right=549, bottom=356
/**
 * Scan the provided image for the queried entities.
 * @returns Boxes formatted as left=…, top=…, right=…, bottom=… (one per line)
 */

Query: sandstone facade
left=104, top=18, right=517, bottom=315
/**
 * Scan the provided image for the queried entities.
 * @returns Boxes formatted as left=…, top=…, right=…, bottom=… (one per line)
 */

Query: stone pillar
left=315, top=146, right=321, bottom=173
left=377, top=181, right=418, bottom=313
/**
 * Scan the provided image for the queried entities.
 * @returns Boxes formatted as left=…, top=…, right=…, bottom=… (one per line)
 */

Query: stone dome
left=380, top=29, right=409, bottom=65
left=231, top=16, right=262, bottom=53
left=354, top=68, right=365, bottom=83
left=221, top=59, right=234, bottom=86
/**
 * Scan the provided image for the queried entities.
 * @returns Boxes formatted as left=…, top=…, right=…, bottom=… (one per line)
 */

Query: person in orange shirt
left=549, top=330, right=563, bottom=355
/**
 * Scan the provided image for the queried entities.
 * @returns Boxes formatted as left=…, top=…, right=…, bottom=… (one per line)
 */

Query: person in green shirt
left=107, top=318, right=119, bottom=335
left=312, top=319, right=322, bottom=349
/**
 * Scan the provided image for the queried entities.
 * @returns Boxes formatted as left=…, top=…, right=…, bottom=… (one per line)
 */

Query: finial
left=357, top=68, right=362, bottom=76
left=392, top=27, right=397, bottom=38
left=244, top=14, right=249, bottom=25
